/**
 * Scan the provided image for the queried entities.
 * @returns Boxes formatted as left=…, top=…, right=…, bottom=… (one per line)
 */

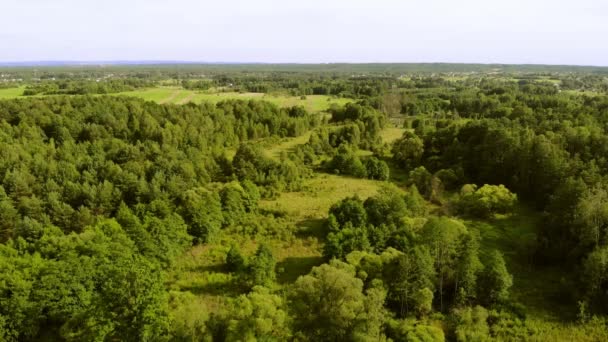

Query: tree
left=582, top=246, right=608, bottom=312
left=220, top=182, right=248, bottom=226
left=168, top=291, right=211, bottom=341
left=452, top=306, right=491, bottom=342
left=289, top=260, right=366, bottom=341
left=364, top=185, right=408, bottom=227
left=385, top=246, right=435, bottom=317
left=408, top=166, right=433, bottom=199
left=62, top=256, right=170, bottom=341
left=364, top=157, right=390, bottom=180
left=328, top=144, right=367, bottom=178
left=420, top=217, right=467, bottom=311
left=324, top=223, right=372, bottom=259
left=386, top=319, right=445, bottom=342
left=454, top=232, right=483, bottom=305
left=247, top=244, right=276, bottom=287
left=232, top=143, right=270, bottom=181
left=353, top=280, right=388, bottom=341
left=0, top=194, right=19, bottom=242
left=413, top=288, right=434, bottom=318
left=576, top=187, right=608, bottom=248
left=181, top=188, right=223, bottom=244
left=392, top=131, right=424, bottom=170
left=458, top=184, right=517, bottom=218
left=225, top=286, right=290, bottom=341
left=226, top=245, right=246, bottom=273
left=328, top=195, right=367, bottom=229
left=478, top=250, right=513, bottom=306
left=404, top=185, right=427, bottom=216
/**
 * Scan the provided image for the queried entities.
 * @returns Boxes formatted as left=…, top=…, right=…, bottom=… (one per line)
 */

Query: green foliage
left=364, top=157, right=390, bottom=180
left=4, top=68, right=608, bottom=340
left=289, top=260, right=369, bottom=341
left=220, top=182, right=249, bottom=226
left=386, top=319, right=445, bottom=342
left=420, top=217, right=468, bottom=311
left=408, top=167, right=433, bottom=199
left=168, top=291, right=212, bottom=341
left=478, top=250, right=513, bottom=306
left=328, top=144, right=368, bottom=178
left=392, top=131, right=424, bottom=170
left=225, top=286, right=290, bottom=341
left=452, top=306, right=491, bottom=342
left=226, top=245, right=247, bottom=273
left=329, top=195, right=368, bottom=229
left=454, top=231, right=483, bottom=305
left=353, top=280, right=389, bottom=341
left=385, top=246, right=436, bottom=317
left=413, top=288, right=434, bottom=318
left=246, top=244, right=277, bottom=287
left=180, top=188, right=223, bottom=244
left=0, top=219, right=173, bottom=341
left=404, top=185, right=428, bottom=217
left=582, top=245, right=608, bottom=312
left=457, top=184, right=517, bottom=218
left=325, top=223, right=372, bottom=259
left=575, top=187, right=608, bottom=248
left=364, top=185, right=408, bottom=227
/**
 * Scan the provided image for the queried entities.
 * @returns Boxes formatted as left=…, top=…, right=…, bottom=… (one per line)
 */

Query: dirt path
left=177, top=93, right=195, bottom=105
left=159, top=90, right=181, bottom=104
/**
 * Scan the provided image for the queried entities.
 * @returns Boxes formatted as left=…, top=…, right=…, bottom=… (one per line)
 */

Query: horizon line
left=1, top=60, right=608, bottom=68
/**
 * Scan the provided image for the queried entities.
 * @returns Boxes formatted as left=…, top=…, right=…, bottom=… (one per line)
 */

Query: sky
left=1, top=0, right=607, bottom=65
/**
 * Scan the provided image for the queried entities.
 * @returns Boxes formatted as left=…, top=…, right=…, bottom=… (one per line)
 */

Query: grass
left=116, top=87, right=352, bottom=112
left=464, top=204, right=576, bottom=322
left=189, top=92, right=351, bottom=112
left=115, top=87, right=179, bottom=103
left=0, top=85, right=352, bottom=113
left=264, top=131, right=312, bottom=160
left=260, top=174, right=382, bottom=222
left=380, top=127, right=406, bottom=144
left=0, top=86, right=25, bottom=99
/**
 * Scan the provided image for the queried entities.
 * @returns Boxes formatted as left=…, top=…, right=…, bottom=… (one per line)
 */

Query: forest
left=1, top=64, right=608, bottom=341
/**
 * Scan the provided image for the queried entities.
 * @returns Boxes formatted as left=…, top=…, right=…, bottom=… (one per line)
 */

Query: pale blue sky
left=1, top=0, right=607, bottom=65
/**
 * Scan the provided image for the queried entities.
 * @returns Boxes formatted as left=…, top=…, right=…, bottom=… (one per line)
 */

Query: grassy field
left=380, top=126, right=406, bottom=144
left=115, top=87, right=351, bottom=112
left=263, top=131, right=312, bottom=160
left=115, top=87, right=178, bottom=102
left=0, top=86, right=25, bottom=99
left=260, top=174, right=382, bottom=222
left=0, top=86, right=352, bottom=112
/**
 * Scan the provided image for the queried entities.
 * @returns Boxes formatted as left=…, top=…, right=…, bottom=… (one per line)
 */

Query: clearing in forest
left=0, top=86, right=25, bottom=99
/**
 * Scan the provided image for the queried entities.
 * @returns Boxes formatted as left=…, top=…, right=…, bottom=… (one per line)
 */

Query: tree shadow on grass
left=179, top=277, right=245, bottom=297
left=295, top=218, right=327, bottom=240
left=192, top=264, right=227, bottom=274
left=276, top=256, right=325, bottom=284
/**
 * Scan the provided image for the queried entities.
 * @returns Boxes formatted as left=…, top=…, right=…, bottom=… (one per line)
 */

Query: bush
left=364, top=157, right=390, bottom=180
left=457, top=184, right=517, bottom=218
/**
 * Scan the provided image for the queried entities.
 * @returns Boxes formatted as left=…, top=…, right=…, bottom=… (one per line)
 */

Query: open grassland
left=0, top=86, right=25, bottom=99
left=118, top=87, right=351, bottom=112
left=380, top=126, right=406, bottom=144
left=263, top=131, right=312, bottom=160
left=0, top=86, right=352, bottom=112
left=260, top=174, right=382, bottom=222
left=115, top=87, right=179, bottom=102
left=188, top=92, right=352, bottom=112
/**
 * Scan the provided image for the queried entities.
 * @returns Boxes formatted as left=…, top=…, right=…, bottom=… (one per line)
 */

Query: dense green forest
left=1, top=65, right=608, bottom=341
